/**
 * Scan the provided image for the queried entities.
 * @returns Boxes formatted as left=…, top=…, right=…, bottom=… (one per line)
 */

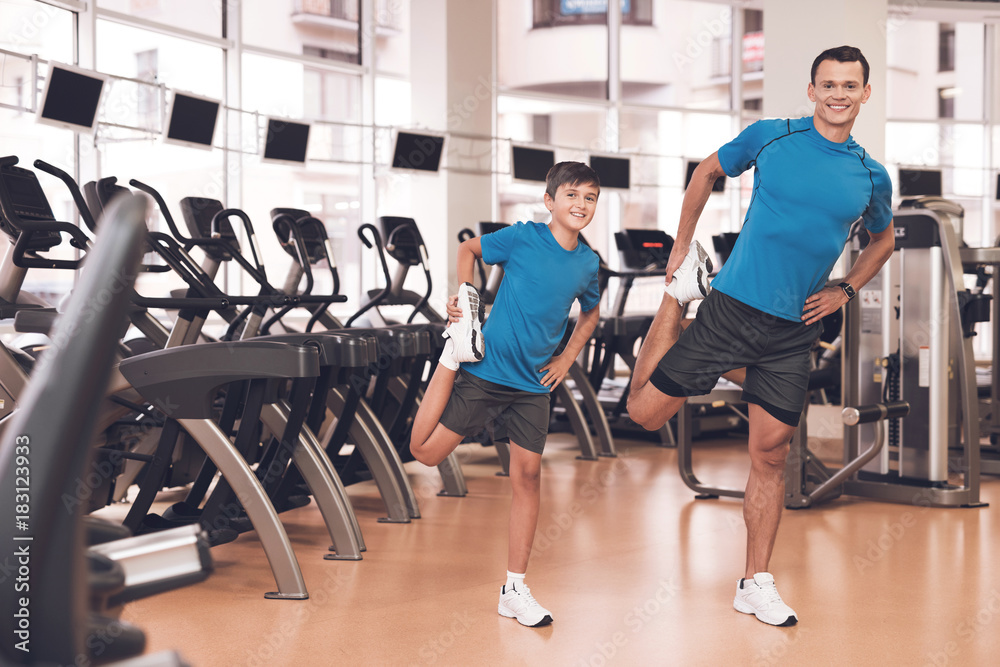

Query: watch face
left=841, top=283, right=856, bottom=299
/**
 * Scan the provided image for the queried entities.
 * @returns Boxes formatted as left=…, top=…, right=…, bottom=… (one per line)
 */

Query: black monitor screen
left=392, top=132, right=444, bottom=172
left=685, top=160, right=726, bottom=192
left=589, top=155, right=630, bottom=189
left=38, top=65, right=105, bottom=131
left=263, top=118, right=310, bottom=164
left=898, top=169, right=942, bottom=197
left=166, top=93, right=220, bottom=148
left=512, top=146, right=555, bottom=182
left=3, top=171, right=52, bottom=218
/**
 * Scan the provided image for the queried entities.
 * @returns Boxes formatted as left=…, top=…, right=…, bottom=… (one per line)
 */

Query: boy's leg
left=507, top=443, right=542, bottom=574
left=498, top=442, right=552, bottom=627
left=409, top=363, right=465, bottom=467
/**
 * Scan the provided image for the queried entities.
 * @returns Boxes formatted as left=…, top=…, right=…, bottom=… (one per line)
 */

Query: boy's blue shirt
left=464, top=221, right=600, bottom=393
left=713, top=116, right=893, bottom=321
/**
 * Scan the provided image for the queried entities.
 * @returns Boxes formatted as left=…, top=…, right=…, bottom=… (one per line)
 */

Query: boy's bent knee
left=410, top=440, right=443, bottom=467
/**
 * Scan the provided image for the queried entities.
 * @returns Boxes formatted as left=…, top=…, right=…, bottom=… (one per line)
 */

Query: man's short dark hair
left=811, top=45, right=870, bottom=86
left=545, top=161, right=600, bottom=199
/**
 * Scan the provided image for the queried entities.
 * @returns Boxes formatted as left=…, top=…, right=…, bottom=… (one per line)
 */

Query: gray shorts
left=439, top=369, right=551, bottom=454
left=650, top=289, right=822, bottom=426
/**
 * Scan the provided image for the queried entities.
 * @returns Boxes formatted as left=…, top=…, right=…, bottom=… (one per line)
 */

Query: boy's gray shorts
left=650, top=289, right=822, bottom=427
left=439, top=369, right=551, bottom=454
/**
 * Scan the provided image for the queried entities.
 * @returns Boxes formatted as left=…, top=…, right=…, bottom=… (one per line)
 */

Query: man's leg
left=627, top=295, right=688, bottom=429
left=743, top=403, right=795, bottom=577
left=733, top=403, right=798, bottom=627
left=498, top=442, right=552, bottom=627
left=409, top=365, right=465, bottom=467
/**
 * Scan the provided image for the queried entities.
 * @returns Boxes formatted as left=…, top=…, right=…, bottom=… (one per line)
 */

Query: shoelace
left=756, top=581, right=784, bottom=606
left=516, top=586, right=542, bottom=608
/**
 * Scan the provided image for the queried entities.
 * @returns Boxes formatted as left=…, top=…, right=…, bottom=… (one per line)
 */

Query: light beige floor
left=118, top=431, right=1000, bottom=667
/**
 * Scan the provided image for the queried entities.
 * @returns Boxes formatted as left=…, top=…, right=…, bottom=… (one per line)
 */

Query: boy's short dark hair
left=811, top=45, right=870, bottom=86
left=545, top=161, right=600, bottom=199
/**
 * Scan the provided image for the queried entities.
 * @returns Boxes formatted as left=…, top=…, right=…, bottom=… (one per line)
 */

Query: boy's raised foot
left=444, top=282, right=485, bottom=363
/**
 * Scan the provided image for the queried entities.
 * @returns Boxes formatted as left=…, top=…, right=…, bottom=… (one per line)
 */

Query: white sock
left=505, top=571, right=525, bottom=592
left=438, top=336, right=459, bottom=372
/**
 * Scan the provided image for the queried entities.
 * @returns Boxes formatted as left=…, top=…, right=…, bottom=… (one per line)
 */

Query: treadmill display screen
left=3, top=171, right=52, bottom=218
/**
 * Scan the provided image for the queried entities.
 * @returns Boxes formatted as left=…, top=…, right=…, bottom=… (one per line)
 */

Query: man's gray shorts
left=439, top=369, right=551, bottom=454
left=650, top=289, right=822, bottom=427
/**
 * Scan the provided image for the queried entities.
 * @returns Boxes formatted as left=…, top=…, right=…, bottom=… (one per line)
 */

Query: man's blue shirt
left=714, top=116, right=893, bottom=321
left=465, top=221, right=600, bottom=393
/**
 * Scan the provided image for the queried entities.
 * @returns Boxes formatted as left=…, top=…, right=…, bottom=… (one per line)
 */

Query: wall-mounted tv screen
left=589, top=154, right=630, bottom=190
left=511, top=145, right=555, bottom=183
left=164, top=91, right=220, bottom=150
left=35, top=61, right=108, bottom=134
left=898, top=168, right=942, bottom=197
left=262, top=117, right=311, bottom=165
left=392, top=131, right=445, bottom=172
left=685, top=159, right=726, bottom=192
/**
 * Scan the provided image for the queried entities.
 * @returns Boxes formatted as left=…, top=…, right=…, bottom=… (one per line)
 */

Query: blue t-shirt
left=464, top=221, right=600, bottom=393
left=713, top=116, right=893, bottom=321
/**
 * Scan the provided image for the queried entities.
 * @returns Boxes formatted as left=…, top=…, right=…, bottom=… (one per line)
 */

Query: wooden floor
left=117, top=425, right=1000, bottom=666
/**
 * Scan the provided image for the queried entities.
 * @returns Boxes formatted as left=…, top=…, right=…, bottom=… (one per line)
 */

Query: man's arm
left=801, top=221, right=895, bottom=325
left=665, top=152, right=727, bottom=284
left=538, top=305, right=600, bottom=391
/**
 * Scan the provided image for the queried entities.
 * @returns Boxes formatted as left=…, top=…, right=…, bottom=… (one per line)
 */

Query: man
left=627, top=45, right=895, bottom=626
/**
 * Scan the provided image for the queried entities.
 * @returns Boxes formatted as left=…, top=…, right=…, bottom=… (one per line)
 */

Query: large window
left=532, top=0, right=653, bottom=27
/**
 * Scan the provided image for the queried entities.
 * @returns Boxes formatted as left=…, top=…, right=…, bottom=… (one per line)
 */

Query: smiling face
left=544, top=181, right=599, bottom=241
left=808, top=59, right=871, bottom=139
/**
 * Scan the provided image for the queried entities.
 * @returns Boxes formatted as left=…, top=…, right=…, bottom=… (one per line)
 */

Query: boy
left=409, top=161, right=602, bottom=627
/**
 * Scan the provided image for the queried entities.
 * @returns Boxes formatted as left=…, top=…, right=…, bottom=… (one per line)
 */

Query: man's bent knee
left=627, top=387, right=682, bottom=431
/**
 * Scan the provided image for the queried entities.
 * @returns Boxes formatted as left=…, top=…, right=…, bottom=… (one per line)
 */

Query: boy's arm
left=446, top=237, right=484, bottom=321
left=538, top=304, right=600, bottom=391
left=456, top=237, right=482, bottom=286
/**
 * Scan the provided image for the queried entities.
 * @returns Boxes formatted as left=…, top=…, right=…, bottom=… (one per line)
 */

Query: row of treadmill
left=0, top=154, right=998, bottom=666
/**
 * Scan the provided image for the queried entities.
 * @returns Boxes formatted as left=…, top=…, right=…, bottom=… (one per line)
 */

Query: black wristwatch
left=838, top=282, right=856, bottom=300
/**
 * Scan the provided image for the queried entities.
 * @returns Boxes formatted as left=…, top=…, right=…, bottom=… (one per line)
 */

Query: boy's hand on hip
left=539, top=355, right=573, bottom=391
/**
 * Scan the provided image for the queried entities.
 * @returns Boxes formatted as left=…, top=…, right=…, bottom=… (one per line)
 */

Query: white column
left=763, top=0, right=888, bottom=161
left=408, top=0, right=493, bottom=301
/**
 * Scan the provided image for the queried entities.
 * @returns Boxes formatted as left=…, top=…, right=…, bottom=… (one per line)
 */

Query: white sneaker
left=443, top=282, right=485, bottom=363
left=664, top=240, right=712, bottom=306
left=733, top=572, right=798, bottom=626
left=498, top=583, right=553, bottom=627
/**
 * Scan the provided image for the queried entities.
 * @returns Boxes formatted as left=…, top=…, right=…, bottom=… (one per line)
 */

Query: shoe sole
left=693, top=241, right=713, bottom=297
left=733, top=599, right=798, bottom=627
left=498, top=605, right=553, bottom=627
